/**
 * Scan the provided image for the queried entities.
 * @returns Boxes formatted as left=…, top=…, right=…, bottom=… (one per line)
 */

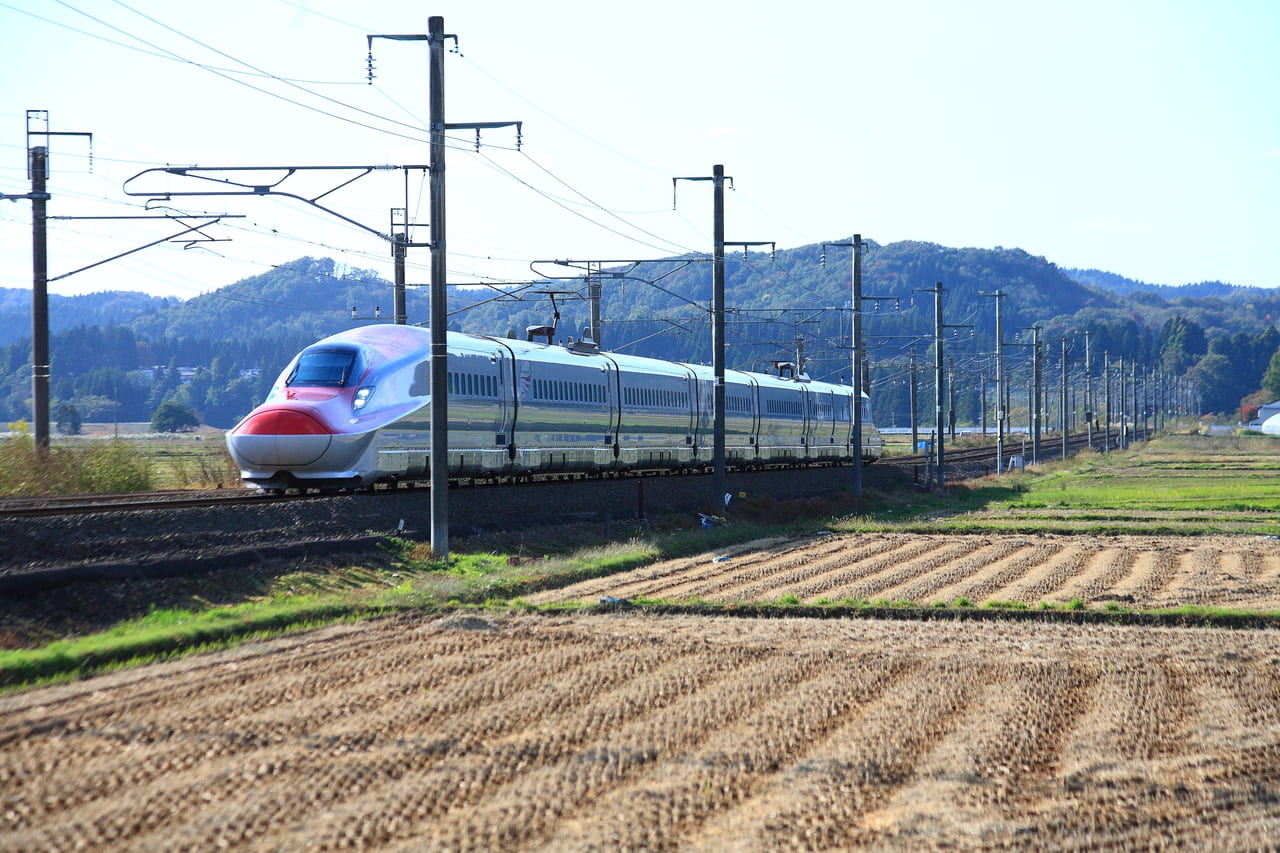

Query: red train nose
left=228, top=407, right=334, bottom=467
left=234, top=408, right=331, bottom=436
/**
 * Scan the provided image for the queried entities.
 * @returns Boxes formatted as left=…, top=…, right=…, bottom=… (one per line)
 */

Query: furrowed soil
left=3, top=612, right=1279, bottom=851
left=526, top=532, right=1280, bottom=611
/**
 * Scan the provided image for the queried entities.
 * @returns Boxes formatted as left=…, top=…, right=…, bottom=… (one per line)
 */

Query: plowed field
left=2, top=608, right=1280, bottom=851
left=527, top=532, right=1280, bottom=610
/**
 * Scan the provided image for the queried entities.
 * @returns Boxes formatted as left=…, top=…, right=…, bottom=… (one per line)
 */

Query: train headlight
left=353, top=385, right=376, bottom=410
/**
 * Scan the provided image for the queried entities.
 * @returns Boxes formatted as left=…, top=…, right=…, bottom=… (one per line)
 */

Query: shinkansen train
left=225, top=324, right=883, bottom=491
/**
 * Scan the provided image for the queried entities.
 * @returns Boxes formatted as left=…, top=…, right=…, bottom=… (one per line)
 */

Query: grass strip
left=535, top=599, right=1280, bottom=630
left=0, top=598, right=380, bottom=689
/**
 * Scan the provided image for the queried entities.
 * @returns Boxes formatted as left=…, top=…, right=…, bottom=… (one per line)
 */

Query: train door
left=491, top=348, right=515, bottom=453
left=800, top=386, right=813, bottom=457
left=681, top=367, right=697, bottom=447
left=599, top=355, right=621, bottom=458
left=745, top=375, right=761, bottom=459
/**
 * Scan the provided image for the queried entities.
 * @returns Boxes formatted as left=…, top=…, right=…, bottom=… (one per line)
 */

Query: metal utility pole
left=852, top=234, right=865, bottom=499
left=909, top=348, right=919, bottom=452
left=1084, top=330, right=1094, bottom=449
left=1060, top=338, right=1069, bottom=459
left=912, top=282, right=948, bottom=489
left=947, top=357, right=956, bottom=441
left=979, top=291, right=1006, bottom=473
left=934, top=282, right=945, bottom=489
left=1104, top=352, right=1113, bottom=452
left=980, top=374, right=988, bottom=436
left=392, top=227, right=407, bottom=325
left=587, top=276, right=602, bottom=345
left=30, top=145, right=49, bottom=453
left=822, top=235, right=869, bottom=498
left=366, top=17, right=521, bottom=558
left=390, top=207, right=409, bottom=325
left=1031, top=326, right=1042, bottom=465
left=710, top=164, right=727, bottom=510
left=1119, top=357, right=1128, bottom=450
left=426, top=16, right=451, bottom=556
left=672, top=166, right=770, bottom=511
left=673, top=165, right=728, bottom=508
left=2, top=113, right=94, bottom=454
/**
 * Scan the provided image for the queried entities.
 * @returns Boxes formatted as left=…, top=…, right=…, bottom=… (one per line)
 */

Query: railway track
left=891, top=427, right=1150, bottom=470
left=0, top=488, right=295, bottom=519
left=0, top=428, right=1152, bottom=520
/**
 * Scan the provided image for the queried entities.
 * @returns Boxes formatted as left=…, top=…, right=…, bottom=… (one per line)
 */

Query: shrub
left=0, top=426, right=152, bottom=496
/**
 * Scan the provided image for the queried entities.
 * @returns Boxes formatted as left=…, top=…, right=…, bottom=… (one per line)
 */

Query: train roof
left=309, top=324, right=861, bottom=395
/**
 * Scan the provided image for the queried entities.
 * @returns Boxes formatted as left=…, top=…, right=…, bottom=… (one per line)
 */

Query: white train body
left=226, top=324, right=883, bottom=490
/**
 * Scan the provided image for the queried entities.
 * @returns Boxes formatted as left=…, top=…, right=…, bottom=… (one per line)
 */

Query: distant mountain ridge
left=1063, top=268, right=1255, bottom=299
left=0, top=289, right=175, bottom=347
left=2, top=243, right=1277, bottom=427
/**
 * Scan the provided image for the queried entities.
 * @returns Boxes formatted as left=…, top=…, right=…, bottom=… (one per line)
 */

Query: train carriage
left=226, top=324, right=882, bottom=491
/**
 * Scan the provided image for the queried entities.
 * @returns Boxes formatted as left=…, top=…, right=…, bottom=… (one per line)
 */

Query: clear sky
left=1, top=0, right=1277, bottom=301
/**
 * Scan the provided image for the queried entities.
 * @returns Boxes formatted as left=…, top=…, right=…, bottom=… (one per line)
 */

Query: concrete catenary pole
left=393, top=229, right=407, bottom=325
left=428, top=15, right=450, bottom=557
left=933, top=282, right=945, bottom=489
left=711, top=164, right=727, bottom=510
left=1060, top=338, right=1069, bottom=458
left=29, top=146, right=49, bottom=454
left=1032, top=326, right=1042, bottom=465
left=851, top=234, right=865, bottom=499
left=995, top=293, right=1004, bottom=473
left=1084, top=330, right=1094, bottom=449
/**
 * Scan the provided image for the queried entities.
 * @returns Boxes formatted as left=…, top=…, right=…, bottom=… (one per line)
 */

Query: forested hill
left=0, top=288, right=174, bottom=347
left=1063, top=267, right=1257, bottom=300
left=2, top=244, right=1278, bottom=429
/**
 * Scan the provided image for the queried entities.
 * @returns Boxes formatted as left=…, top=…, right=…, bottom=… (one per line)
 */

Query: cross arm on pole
left=724, top=240, right=775, bottom=260
left=47, top=215, right=244, bottom=282
left=122, top=164, right=429, bottom=243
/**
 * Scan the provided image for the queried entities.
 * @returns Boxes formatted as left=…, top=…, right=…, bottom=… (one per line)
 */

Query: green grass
left=0, top=598, right=369, bottom=688
left=827, top=434, right=1280, bottom=536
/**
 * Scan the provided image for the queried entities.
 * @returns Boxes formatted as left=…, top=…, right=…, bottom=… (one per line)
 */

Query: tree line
left=1, top=246, right=1277, bottom=433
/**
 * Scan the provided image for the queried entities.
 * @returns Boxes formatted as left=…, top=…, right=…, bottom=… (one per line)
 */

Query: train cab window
left=287, top=349, right=358, bottom=387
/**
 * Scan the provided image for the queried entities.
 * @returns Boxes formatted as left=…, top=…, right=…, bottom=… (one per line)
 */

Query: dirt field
left=4, top=530, right=1280, bottom=851
left=0, top=608, right=1278, bottom=851
left=527, top=532, right=1280, bottom=611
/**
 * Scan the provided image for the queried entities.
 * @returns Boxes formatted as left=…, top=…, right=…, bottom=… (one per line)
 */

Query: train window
left=287, top=349, right=358, bottom=388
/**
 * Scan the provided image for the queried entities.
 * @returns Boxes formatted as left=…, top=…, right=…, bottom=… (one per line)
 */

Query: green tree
left=1157, top=316, right=1207, bottom=375
left=54, top=402, right=82, bottom=435
left=1189, top=353, right=1238, bottom=415
left=150, top=399, right=199, bottom=433
left=1262, top=347, right=1280, bottom=399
